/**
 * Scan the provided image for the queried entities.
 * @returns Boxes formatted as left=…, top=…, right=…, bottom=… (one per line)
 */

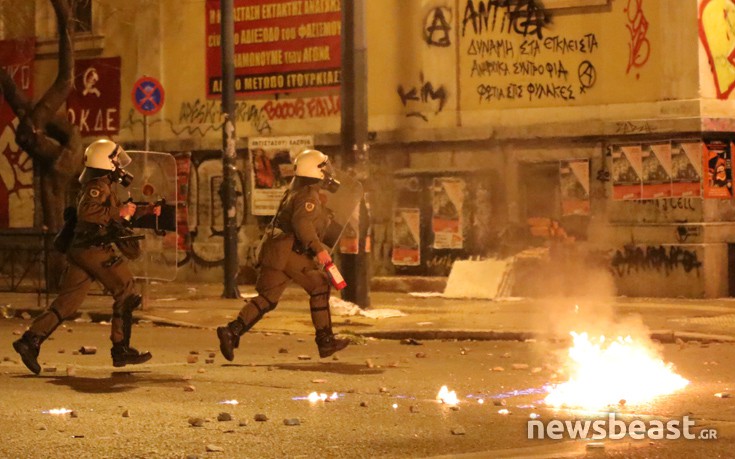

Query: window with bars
left=73, top=0, right=92, bottom=34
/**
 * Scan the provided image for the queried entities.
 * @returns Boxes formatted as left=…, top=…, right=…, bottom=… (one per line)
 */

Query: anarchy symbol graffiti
left=578, top=60, right=597, bottom=94
left=424, top=7, right=452, bottom=47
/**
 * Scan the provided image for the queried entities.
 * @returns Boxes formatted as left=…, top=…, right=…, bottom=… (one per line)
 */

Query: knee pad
left=252, top=296, right=277, bottom=314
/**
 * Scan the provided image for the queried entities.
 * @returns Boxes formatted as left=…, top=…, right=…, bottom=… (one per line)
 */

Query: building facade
left=1, top=0, right=735, bottom=297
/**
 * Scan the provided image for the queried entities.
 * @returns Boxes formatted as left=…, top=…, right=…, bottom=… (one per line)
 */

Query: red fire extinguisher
left=324, top=261, right=347, bottom=290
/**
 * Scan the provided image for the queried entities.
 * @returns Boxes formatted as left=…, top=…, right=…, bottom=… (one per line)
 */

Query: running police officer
left=217, top=149, right=350, bottom=360
left=13, top=139, right=157, bottom=374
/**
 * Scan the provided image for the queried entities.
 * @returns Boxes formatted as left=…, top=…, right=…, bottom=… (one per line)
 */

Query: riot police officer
left=13, top=139, right=157, bottom=374
left=217, top=149, right=350, bottom=360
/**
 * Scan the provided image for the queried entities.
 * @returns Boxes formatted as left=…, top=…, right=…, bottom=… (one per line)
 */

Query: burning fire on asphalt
left=436, top=385, right=459, bottom=405
left=43, top=408, right=73, bottom=415
left=545, top=332, right=689, bottom=410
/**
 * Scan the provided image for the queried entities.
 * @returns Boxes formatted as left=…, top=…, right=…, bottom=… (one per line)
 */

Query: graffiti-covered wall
left=8, top=0, right=735, bottom=295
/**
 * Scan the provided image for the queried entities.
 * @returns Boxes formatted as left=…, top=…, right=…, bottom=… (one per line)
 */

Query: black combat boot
left=13, top=331, right=42, bottom=375
left=315, top=328, right=350, bottom=358
left=111, top=343, right=152, bottom=367
left=217, top=318, right=246, bottom=361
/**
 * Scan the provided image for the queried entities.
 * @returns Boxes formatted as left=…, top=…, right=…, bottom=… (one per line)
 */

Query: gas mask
left=110, top=167, right=134, bottom=187
left=110, top=148, right=134, bottom=187
left=320, top=163, right=340, bottom=193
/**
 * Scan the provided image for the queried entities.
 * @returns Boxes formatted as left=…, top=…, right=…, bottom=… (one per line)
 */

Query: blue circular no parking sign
left=132, top=76, right=165, bottom=115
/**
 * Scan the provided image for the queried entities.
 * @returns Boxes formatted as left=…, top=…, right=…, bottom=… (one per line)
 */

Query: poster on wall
left=703, top=140, right=732, bottom=199
left=392, top=208, right=421, bottom=266
left=0, top=38, right=35, bottom=228
left=339, top=205, right=359, bottom=255
left=66, top=56, right=121, bottom=136
left=612, top=144, right=643, bottom=200
left=248, top=135, right=313, bottom=215
left=431, top=177, right=464, bottom=249
left=205, top=0, right=341, bottom=97
left=641, top=142, right=672, bottom=199
left=671, top=140, right=702, bottom=197
left=559, top=159, right=590, bottom=216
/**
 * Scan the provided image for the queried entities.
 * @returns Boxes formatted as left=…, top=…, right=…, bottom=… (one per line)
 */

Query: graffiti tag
left=397, top=73, right=448, bottom=121
left=624, top=0, right=651, bottom=76
left=261, top=95, right=340, bottom=120
left=462, top=0, right=551, bottom=39
left=611, top=245, right=702, bottom=277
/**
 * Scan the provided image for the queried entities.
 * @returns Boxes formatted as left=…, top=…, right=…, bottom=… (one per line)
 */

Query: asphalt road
left=0, top=319, right=733, bottom=459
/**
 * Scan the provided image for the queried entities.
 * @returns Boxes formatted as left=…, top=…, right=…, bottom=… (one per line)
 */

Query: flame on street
left=44, top=408, right=73, bottom=415
left=437, top=386, right=459, bottom=405
left=545, top=332, right=689, bottom=410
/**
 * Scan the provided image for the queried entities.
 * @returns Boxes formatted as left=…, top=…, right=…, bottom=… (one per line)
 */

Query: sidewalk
left=2, top=282, right=735, bottom=343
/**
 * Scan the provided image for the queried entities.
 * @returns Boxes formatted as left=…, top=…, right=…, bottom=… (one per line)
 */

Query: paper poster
left=671, top=140, right=702, bottom=197
left=248, top=135, right=313, bottom=215
left=641, top=142, right=672, bottom=199
left=431, top=177, right=464, bottom=249
left=559, top=159, right=590, bottom=216
left=392, top=208, right=421, bottom=266
left=612, top=144, right=643, bottom=200
left=703, top=140, right=732, bottom=199
left=339, top=205, right=359, bottom=255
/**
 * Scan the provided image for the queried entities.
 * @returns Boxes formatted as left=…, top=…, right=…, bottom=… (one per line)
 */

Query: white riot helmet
left=294, top=149, right=340, bottom=192
left=79, top=139, right=134, bottom=186
left=294, top=149, right=329, bottom=179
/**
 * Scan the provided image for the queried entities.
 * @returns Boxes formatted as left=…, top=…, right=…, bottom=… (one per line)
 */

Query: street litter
left=409, top=292, right=443, bottom=298
left=329, top=297, right=406, bottom=319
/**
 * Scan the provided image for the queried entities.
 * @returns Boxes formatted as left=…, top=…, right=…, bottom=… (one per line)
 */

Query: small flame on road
left=305, top=392, right=340, bottom=403
left=44, top=408, right=73, bottom=415
left=437, top=386, right=459, bottom=405
left=545, top=332, right=689, bottom=410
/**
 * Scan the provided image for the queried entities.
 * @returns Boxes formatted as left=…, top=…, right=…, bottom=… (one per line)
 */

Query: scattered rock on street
left=254, top=414, right=268, bottom=422
left=79, top=346, right=97, bottom=355
left=415, top=352, right=427, bottom=358
left=297, top=355, right=311, bottom=360
left=283, top=418, right=300, bottom=426
left=451, top=426, right=466, bottom=435
left=122, top=410, right=130, bottom=418
left=409, top=405, right=419, bottom=413
left=278, top=348, right=289, bottom=354
left=217, top=412, right=232, bottom=422
left=400, top=338, right=422, bottom=346
left=184, top=385, right=196, bottom=392
left=206, top=444, right=224, bottom=453
left=239, top=420, right=248, bottom=427
left=187, top=355, right=198, bottom=364
left=188, top=417, right=205, bottom=427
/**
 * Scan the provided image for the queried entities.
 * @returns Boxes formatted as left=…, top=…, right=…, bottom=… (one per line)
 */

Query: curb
left=9, top=309, right=735, bottom=344
left=355, top=329, right=735, bottom=343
